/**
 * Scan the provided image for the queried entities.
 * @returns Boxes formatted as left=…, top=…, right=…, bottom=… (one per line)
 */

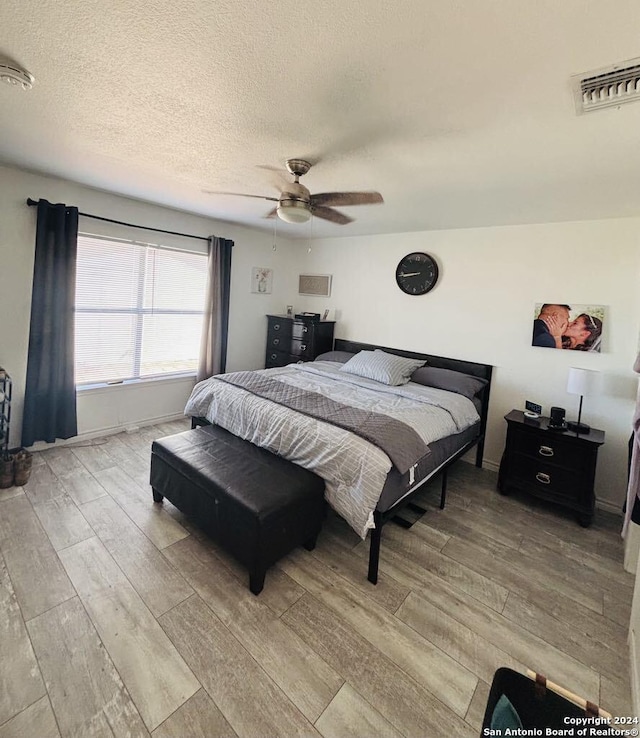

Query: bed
left=185, top=338, right=493, bottom=584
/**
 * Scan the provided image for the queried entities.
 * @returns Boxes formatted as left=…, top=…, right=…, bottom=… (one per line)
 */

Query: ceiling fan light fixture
left=204, top=157, right=383, bottom=226
left=277, top=199, right=312, bottom=223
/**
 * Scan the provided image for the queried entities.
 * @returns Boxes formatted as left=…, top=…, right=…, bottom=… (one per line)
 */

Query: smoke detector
left=0, top=62, right=34, bottom=90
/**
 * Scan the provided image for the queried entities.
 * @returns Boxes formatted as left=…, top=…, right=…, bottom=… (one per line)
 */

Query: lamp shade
left=566, top=367, right=600, bottom=396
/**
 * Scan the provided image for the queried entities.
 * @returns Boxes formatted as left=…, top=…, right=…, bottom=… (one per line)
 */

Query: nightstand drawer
left=511, top=428, right=584, bottom=469
left=499, top=410, right=604, bottom=526
left=511, top=454, right=582, bottom=500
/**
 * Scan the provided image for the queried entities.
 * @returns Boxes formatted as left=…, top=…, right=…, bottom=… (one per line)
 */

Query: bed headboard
left=334, top=339, right=493, bottom=465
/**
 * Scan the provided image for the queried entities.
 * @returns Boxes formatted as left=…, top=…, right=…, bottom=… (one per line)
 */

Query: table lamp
left=566, top=367, right=600, bottom=434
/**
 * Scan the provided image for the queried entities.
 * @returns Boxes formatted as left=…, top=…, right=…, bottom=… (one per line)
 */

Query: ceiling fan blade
left=312, top=206, right=353, bottom=225
left=310, top=191, right=384, bottom=208
left=264, top=208, right=278, bottom=219
left=203, top=190, right=279, bottom=202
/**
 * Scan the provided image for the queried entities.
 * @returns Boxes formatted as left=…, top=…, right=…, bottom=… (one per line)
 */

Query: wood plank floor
left=0, top=419, right=633, bottom=737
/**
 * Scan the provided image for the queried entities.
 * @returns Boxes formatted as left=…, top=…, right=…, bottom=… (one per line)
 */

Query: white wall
left=0, top=165, right=301, bottom=444
left=297, top=220, right=640, bottom=509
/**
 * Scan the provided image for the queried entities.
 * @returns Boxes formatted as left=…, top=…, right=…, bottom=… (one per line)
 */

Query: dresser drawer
left=267, top=319, right=292, bottom=339
left=510, top=453, right=582, bottom=500
left=265, top=350, right=299, bottom=368
left=289, top=338, right=315, bottom=359
left=266, top=332, right=291, bottom=351
left=511, top=428, right=584, bottom=469
left=292, top=321, right=315, bottom=340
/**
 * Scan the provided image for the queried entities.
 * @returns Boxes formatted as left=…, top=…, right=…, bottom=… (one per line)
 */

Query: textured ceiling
left=1, top=0, right=640, bottom=238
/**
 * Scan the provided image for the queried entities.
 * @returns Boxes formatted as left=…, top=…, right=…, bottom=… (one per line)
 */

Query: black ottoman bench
left=150, top=424, right=325, bottom=594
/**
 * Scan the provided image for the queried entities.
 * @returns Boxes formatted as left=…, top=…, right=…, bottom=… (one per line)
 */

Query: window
left=75, top=235, right=207, bottom=385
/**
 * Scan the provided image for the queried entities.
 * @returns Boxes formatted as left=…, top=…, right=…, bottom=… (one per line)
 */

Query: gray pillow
left=314, top=351, right=357, bottom=364
left=340, top=350, right=426, bottom=386
left=410, top=366, right=487, bottom=399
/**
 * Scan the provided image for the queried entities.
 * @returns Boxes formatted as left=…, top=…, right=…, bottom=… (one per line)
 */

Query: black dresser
left=498, top=409, right=605, bottom=527
left=265, top=315, right=335, bottom=369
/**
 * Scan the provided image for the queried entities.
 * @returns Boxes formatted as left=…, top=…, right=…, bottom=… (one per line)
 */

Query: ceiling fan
left=205, top=159, right=383, bottom=225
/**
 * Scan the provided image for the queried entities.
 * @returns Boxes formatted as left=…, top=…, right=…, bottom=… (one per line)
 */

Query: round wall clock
left=395, top=252, right=439, bottom=295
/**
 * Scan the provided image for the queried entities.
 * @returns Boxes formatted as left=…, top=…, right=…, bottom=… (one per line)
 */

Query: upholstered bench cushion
left=150, top=424, right=325, bottom=594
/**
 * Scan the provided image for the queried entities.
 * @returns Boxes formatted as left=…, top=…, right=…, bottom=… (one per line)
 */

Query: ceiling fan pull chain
left=272, top=214, right=278, bottom=251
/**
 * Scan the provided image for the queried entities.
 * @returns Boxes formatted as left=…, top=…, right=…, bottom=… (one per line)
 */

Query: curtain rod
left=26, top=198, right=211, bottom=243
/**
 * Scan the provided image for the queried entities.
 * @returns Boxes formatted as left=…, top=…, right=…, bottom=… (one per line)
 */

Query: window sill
left=77, top=373, right=197, bottom=395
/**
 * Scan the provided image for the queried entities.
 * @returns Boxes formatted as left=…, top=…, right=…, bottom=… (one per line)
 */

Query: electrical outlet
left=525, top=401, right=542, bottom=416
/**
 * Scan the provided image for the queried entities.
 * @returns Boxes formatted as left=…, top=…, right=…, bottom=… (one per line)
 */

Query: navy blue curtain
left=21, top=200, right=79, bottom=447
left=219, top=238, right=232, bottom=374
left=197, top=236, right=233, bottom=381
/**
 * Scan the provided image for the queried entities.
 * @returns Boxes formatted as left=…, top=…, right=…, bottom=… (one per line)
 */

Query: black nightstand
left=497, top=410, right=605, bottom=527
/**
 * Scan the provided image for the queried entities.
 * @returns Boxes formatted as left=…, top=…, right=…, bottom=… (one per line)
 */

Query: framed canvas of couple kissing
left=532, top=303, right=605, bottom=352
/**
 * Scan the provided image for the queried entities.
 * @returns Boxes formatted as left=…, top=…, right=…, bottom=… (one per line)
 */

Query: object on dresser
left=566, top=367, right=601, bottom=434
left=498, top=409, right=605, bottom=527
left=548, top=406, right=566, bottom=430
left=524, top=400, right=542, bottom=418
left=265, top=314, right=335, bottom=369
left=294, top=312, right=321, bottom=321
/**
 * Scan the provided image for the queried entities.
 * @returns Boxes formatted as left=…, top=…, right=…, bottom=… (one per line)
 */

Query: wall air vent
left=573, top=57, right=640, bottom=114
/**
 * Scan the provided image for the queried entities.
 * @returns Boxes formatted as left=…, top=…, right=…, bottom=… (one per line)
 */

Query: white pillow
left=340, top=350, right=426, bottom=386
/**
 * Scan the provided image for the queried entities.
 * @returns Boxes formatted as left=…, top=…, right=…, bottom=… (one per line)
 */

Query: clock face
left=395, top=252, right=439, bottom=295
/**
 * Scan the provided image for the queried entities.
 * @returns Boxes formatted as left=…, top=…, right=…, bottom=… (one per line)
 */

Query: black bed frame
left=192, top=339, right=493, bottom=587
left=333, top=339, right=493, bottom=584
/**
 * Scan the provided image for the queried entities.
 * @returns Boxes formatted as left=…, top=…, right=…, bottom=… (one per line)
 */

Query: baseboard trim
left=630, top=629, right=639, bottom=718
left=29, top=412, right=187, bottom=451
left=595, top=498, right=623, bottom=515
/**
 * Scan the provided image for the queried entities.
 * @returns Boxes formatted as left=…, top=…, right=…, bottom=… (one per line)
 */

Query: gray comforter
left=218, top=371, right=429, bottom=474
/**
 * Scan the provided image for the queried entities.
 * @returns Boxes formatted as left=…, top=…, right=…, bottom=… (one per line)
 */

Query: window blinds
left=75, top=235, right=207, bottom=385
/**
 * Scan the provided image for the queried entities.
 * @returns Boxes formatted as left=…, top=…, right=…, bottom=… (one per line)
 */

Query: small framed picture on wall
left=251, top=267, right=273, bottom=294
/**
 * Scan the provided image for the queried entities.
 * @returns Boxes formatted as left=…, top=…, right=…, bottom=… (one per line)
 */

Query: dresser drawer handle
left=300, top=344, right=307, bottom=351
left=270, top=353, right=277, bottom=360
left=539, top=445, right=554, bottom=457
left=273, top=338, right=280, bottom=346
left=273, top=323, right=280, bottom=331
left=302, top=326, right=308, bottom=333
left=535, top=472, right=551, bottom=485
